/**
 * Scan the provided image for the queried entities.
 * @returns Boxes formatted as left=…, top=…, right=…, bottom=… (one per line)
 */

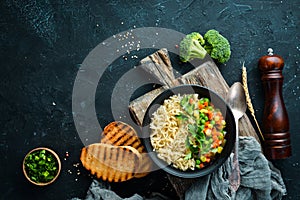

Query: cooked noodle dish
left=150, top=94, right=226, bottom=171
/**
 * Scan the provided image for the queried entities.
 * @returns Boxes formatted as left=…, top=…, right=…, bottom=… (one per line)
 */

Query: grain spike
left=242, top=62, right=264, bottom=141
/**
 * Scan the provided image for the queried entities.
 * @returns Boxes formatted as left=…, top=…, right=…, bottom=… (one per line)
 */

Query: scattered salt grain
left=73, top=163, right=80, bottom=167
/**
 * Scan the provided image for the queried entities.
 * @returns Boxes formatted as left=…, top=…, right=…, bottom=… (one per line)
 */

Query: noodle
left=150, top=93, right=226, bottom=171
left=150, top=94, right=195, bottom=170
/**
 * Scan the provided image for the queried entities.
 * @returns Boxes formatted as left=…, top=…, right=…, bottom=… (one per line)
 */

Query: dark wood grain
left=258, top=54, right=291, bottom=159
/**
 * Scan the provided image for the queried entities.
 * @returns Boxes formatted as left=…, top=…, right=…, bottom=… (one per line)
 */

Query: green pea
left=204, top=116, right=208, bottom=121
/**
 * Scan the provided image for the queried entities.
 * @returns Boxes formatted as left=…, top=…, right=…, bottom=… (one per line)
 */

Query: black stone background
left=0, top=0, right=299, bottom=200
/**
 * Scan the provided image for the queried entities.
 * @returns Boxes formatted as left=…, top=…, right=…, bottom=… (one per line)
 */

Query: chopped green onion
left=24, top=149, right=59, bottom=183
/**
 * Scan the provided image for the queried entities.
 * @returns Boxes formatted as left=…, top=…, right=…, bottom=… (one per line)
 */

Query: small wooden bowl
left=23, top=147, right=61, bottom=186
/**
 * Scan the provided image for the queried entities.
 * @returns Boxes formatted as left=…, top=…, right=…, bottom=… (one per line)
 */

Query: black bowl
left=142, top=84, right=236, bottom=178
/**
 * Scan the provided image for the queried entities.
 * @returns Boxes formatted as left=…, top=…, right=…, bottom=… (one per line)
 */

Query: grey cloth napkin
left=185, top=136, right=286, bottom=200
left=72, top=136, right=286, bottom=200
left=71, top=180, right=144, bottom=200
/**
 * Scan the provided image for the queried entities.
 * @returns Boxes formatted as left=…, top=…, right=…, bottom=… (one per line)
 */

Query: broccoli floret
left=203, top=29, right=231, bottom=64
left=179, top=32, right=207, bottom=62
left=179, top=29, right=231, bottom=64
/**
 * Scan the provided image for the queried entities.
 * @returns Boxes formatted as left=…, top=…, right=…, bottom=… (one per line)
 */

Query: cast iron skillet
left=142, top=84, right=236, bottom=178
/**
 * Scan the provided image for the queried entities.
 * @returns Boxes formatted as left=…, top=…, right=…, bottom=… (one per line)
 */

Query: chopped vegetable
left=179, top=32, right=207, bottom=62
left=24, top=149, right=59, bottom=183
left=179, top=29, right=231, bottom=64
left=177, top=94, right=226, bottom=169
left=203, top=29, right=231, bottom=64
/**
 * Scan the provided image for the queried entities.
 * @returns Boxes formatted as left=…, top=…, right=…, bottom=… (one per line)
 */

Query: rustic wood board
left=129, top=49, right=259, bottom=141
left=128, top=48, right=260, bottom=199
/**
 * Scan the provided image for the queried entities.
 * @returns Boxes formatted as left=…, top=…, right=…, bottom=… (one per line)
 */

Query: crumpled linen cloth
left=72, top=137, right=286, bottom=200
left=185, top=136, right=286, bottom=200
left=71, top=180, right=143, bottom=200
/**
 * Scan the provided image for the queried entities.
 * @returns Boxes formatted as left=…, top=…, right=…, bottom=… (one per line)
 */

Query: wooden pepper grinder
left=258, top=48, right=291, bottom=159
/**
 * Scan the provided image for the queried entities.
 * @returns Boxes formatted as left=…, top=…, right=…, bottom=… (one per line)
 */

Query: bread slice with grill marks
left=101, top=121, right=144, bottom=152
left=80, top=143, right=141, bottom=182
left=101, top=121, right=152, bottom=178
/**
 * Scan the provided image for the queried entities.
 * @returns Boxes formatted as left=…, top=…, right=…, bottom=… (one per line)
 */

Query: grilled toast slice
left=80, top=143, right=141, bottom=182
left=101, top=121, right=152, bottom=178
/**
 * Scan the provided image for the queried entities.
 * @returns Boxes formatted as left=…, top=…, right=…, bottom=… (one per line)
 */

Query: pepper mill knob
left=258, top=48, right=291, bottom=159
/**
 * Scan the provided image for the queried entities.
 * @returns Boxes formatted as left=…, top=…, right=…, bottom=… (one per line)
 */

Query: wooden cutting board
left=128, top=48, right=260, bottom=199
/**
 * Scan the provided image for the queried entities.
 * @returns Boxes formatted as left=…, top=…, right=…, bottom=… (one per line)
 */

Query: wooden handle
left=258, top=48, right=291, bottom=159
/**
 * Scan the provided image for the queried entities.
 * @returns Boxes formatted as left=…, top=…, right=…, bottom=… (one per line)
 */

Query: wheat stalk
left=242, top=62, right=265, bottom=141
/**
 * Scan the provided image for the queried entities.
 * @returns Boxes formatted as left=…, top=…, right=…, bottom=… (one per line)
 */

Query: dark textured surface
left=0, top=1, right=299, bottom=200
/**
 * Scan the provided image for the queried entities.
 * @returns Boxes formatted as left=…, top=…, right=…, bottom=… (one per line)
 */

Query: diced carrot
left=205, top=121, right=210, bottom=127
left=208, top=112, right=213, bottom=120
left=198, top=103, right=204, bottom=109
left=213, top=135, right=218, bottom=141
left=205, top=157, right=211, bottom=163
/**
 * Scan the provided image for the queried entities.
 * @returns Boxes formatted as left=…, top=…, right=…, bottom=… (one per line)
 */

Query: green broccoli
left=203, top=29, right=231, bottom=64
left=179, top=29, right=231, bottom=64
left=179, top=32, right=207, bottom=63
